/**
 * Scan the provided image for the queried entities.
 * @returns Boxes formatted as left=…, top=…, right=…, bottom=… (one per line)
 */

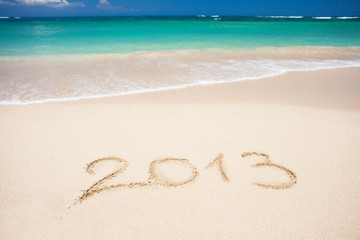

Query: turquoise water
left=1, top=16, right=360, bottom=104
left=0, top=16, right=360, bottom=56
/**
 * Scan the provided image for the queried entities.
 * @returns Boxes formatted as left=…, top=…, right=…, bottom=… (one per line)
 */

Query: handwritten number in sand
left=76, top=157, right=199, bottom=204
left=75, top=157, right=150, bottom=204
left=205, top=153, right=230, bottom=182
left=149, top=158, right=199, bottom=187
left=75, top=152, right=297, bottom=205
left=241, top=152, right=297, bottom=189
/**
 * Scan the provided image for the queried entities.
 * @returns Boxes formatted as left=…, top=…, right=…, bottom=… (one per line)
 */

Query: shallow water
left=0, top=16, right=360, bottom=104
left=1, top=16, right=360, bottom=56
left=1, top=47, right=360, bottom=104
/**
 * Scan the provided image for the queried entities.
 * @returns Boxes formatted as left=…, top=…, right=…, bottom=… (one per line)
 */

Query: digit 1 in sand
left=205, top=153, right=230, bottom=182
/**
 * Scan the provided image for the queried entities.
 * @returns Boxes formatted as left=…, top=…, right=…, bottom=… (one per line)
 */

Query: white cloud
left=0, top=0, right=85, bottom=7
left=96, top=0, right=111, bottom=9
left=0, top=0, right=17, bottom=5
left=96, top=0, right=123, bottom=10
left=98, top=0, right=109, bottom=5
left=70, top=1, right=84, bottom=7
left=13, top=0, right=69, bottom=7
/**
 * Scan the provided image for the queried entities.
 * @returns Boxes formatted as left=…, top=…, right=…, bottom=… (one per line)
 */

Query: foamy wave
left=265, top=16, right=304, bottom=19
left=337, top=17, right=359, bottom=19
left=1, top=48, right=360, bottom=105
left=313, top=17, right=332, bottom=19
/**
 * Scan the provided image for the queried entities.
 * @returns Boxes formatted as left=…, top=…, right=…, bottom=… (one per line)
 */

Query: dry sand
left=1, top=67, right=360, bottom=239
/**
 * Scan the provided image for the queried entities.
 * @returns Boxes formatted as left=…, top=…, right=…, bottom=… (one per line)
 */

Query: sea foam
left=266, top=16, right=304, bottom=18
left=1, top=47, right=360, bottom=105
left=313, top=17, right=332, bottom=19
left=337, top=17, right=359, bottom=19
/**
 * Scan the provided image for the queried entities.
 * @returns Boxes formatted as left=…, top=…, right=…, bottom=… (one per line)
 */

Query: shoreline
left=77, top=66, right=360, bottom=112
left=2, top=67, right=359, bottom=112
left=1, top=66, right=360, bottom=109
left=1, top=46, right=360, bottom=106
left=1, top=45, right=360, bottom=58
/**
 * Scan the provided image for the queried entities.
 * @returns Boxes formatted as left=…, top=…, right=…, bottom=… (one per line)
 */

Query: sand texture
left=1, top=68, right=360, bottom=239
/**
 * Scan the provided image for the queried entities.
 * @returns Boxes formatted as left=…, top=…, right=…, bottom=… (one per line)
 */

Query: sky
left=0, top=0, right=359, bottom=17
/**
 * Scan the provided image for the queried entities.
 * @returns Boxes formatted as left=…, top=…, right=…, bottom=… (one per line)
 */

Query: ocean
left=0, top=16, right=360, bottom=104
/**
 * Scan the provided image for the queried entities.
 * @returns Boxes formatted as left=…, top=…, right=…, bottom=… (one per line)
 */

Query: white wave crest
left=313, top=17, right=332, bottom=19
left=337, top=17, right=359, bottom=19
left=266, top=16, right=304, bottom=19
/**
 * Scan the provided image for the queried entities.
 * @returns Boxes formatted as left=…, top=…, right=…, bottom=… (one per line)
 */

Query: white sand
left=1, top=68, right=360, bottom=239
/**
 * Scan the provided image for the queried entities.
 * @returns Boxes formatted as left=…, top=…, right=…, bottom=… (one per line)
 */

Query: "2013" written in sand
left=75, top=152, right=297, bottom=204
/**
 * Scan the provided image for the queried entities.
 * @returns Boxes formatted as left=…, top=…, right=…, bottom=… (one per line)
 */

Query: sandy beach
left=1, top=67, right=360, bottom=239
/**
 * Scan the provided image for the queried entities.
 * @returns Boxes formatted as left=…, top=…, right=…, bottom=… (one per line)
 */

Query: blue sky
left=0, top=0, right=359, bottom=17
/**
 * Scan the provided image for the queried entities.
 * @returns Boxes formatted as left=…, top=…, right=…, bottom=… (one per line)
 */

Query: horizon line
left=1, top=15, right=360, bottom=18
